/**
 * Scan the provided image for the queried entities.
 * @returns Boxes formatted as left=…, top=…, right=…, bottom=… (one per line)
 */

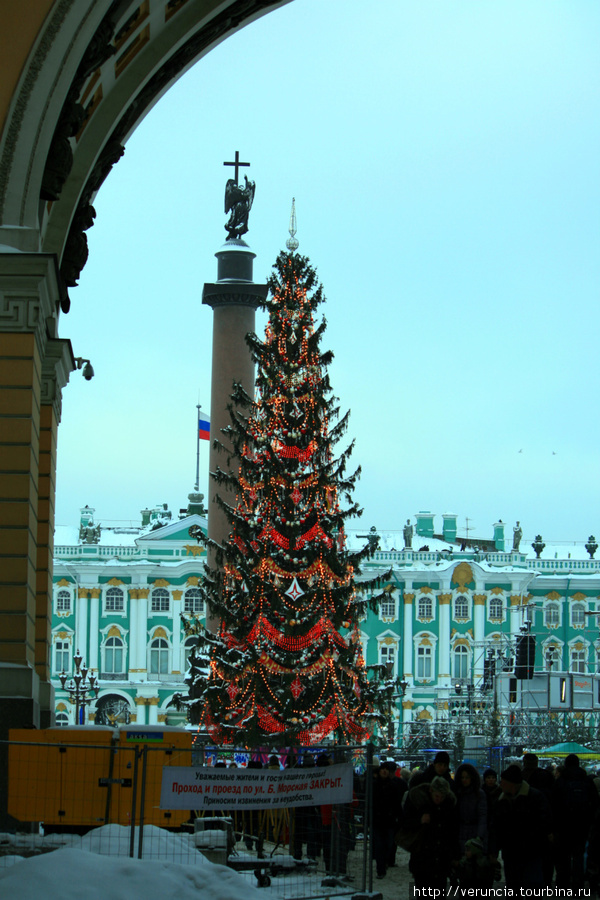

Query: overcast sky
left=55, top=0, right=600, bottom=546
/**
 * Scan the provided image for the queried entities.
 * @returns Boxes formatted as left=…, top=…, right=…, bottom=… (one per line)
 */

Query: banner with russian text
left=160, top=763, right=353, bottom=810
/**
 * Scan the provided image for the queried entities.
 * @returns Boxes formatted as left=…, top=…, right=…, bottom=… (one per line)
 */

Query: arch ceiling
left=0, top=0, right=291, bottom=311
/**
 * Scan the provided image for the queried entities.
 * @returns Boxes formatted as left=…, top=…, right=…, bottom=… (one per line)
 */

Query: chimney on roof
left=442, top=514, right=457, bottom=544
left=415, top=511, right=435, bottom=539
left=493, top=520, right=506, bottom=551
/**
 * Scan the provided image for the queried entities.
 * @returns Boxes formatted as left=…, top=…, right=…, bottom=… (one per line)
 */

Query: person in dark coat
left=522, top=753, right=556, bottom=885
left=292, top=754, right=320, bottom=861
left=372, top=761, right=403, bottom=878
left=409, top=751, right=454, bottom=791
left=454, top=762, right=488, bottom=853
left=482, top=768, right=502, bottom=821
left=552, top=753, right=599, bottom=889
left=402, top=776, right=461, bottom=889
left=490, top=764, right=551, bottom=889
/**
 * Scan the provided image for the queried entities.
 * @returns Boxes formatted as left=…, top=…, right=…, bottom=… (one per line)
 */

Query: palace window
left=489, top=597, right=503, bottom=620
left=151, top=588, right=170, bottom=613
left=104, top=636, right=125, bottom=674
left=417, top=596, right=432, bottom=619
left=453, top=645, right=469, bottom=680
left=454, top=595, right=469, bottom=619
left=54, top=638, right=71, bottom=674
left=416, top=645, right=432, bottom=680
left=56, top=590, right=71, bottom=613
left=545, top=645, right=561, bottom=670
left=184, top=588, right=204, bottom=615
left=150, top=637, right=169, bottom=674
left=545, top=603, right=560, bottom=628
left=571, top=603, right=586, bottom=627
left=105, top=587, right=124, bottom=613
left=380, top=592, right=396, bottom=619
left=570, top=647, right=587, bottom=674
left=55, top=711, right=69, bottom=727
left=379, top=641, right=397, bottom=675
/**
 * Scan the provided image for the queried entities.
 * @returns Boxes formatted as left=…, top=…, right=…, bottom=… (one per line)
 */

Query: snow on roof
left=54, top=525, right=142, bottom=548
left=346, top=530, right=453, bottom=553
left=522, top=541, right=592, bottom=561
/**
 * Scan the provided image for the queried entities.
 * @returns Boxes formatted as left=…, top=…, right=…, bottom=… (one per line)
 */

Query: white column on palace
left=138, top=591, right=149, bottom=674
left=438, top=594, right=452, bottom=681
left=135, top=696, right=147, bottom=725
left=403, top=593, right=414, bottom=677
left=128, top=590, right=138, bottom=673
left=148, top=698, right=158, bottom=725
left=88, top=589, right=100, bottom=672
left=75, top=589, right=88, bottom=664
left=473, top=594, right=486, bottom=680
left=171, top=593, right=182, bottom=675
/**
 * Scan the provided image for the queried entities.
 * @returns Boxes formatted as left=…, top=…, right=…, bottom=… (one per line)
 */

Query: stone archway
left=0, top=0, right=292, bottom=735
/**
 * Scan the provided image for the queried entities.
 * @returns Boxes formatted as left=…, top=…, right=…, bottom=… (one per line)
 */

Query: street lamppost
left=59, top=649, right=98, bottom=724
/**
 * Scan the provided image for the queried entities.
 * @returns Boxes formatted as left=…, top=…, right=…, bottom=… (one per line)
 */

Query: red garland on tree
left=181, top=248, right=391, bottom=746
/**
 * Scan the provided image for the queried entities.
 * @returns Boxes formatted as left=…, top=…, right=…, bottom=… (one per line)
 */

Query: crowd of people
left=374, top=749, right=600, bottom=891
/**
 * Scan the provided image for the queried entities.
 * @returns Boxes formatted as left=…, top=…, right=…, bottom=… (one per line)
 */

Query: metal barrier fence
left=0, top=737, right=375, bottom=900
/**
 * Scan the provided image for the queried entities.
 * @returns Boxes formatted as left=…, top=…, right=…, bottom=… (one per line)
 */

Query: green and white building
left=52, top=500, right=208, bottom=728
left=52, top=506, right=600, bottom=747
left=354, top=512, right=600, bottom=749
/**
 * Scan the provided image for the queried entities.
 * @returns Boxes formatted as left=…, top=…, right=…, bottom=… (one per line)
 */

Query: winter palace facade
left=52, top=506, right=600, bottom=745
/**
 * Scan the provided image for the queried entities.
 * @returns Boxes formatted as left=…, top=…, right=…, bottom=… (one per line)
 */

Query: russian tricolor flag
left=198, top=414, right=210, bottom=441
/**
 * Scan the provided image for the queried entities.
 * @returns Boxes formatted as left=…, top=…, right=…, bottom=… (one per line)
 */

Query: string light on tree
left=180, top=202, right=393, bottom=746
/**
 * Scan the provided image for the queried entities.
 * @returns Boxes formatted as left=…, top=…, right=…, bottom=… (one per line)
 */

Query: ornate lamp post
left=59, top=650, right=98, bottom=724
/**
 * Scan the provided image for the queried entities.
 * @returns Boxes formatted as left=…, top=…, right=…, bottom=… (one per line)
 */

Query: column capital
left=0, top=252, right=61, bottom=347
left=41, top=335, right=75, bottom=423
left=202, top=282, right=267, bottom=309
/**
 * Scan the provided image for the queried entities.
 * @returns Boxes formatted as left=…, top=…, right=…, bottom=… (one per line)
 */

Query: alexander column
left=202, top=153, right=267, bottom=627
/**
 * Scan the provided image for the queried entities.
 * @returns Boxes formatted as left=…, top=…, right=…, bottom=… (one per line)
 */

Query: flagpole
left=195, top=403, right=201, bottom=492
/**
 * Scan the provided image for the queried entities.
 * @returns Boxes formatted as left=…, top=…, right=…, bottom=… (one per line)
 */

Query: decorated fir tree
left=183, top=232, right=391, bottom=746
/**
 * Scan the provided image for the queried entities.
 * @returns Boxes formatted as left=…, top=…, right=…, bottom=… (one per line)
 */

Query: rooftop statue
left=513, top=520, right=522, bottom=552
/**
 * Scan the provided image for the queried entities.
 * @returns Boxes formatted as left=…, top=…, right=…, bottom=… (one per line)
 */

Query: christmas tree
left=182, top=242, right=392, bottom=747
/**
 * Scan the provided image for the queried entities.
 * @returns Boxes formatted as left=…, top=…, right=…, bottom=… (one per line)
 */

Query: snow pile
left=81, top=823, right=208, bottom=864
left=0, top=825, right=263, bottom=900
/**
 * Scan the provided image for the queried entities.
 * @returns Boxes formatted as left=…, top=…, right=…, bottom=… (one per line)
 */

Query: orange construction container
left=8, top=725, right=192, bottom=830
left=8, top=727, right=117, bottom=827
left=115, top=725, right=192, bottom=828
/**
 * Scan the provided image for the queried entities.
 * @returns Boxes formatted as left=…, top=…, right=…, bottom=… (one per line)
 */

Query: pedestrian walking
left=401, top=776, right=461, bottom=889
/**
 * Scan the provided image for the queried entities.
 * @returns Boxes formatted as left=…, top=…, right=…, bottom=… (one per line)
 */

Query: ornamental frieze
left=451, top=562, right=474, bottom=591
left=185, top=545, right=203, bottom=556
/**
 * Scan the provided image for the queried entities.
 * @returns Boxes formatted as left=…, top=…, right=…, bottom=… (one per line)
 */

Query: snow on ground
left=0, top=824, right=264, bottom=900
